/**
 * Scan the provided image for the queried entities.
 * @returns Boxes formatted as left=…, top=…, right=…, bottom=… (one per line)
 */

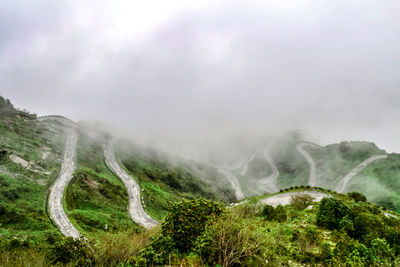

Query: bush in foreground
left=290, top=194, right=314, bottom=210
left=47, top=237, right=95, bottom=266
left=135, top=198, right=224, bottom=265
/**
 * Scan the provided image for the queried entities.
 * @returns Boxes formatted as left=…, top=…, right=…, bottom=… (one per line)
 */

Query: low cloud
left=1, top=0, right=400, bottom=152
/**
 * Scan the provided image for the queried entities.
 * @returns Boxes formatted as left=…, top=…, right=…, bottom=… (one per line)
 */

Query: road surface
left=222, top=155, right=254, bottom=173
left=259, top=138, right=279, bottom=192
left=102, top=143, right=159, bottom=229
left=239, top=155, right=255, bottom=176
left=218, top=155, right=255, bottom=200
left=296, top=143, right=319, bottom=186
left=218, top=168, right=245, bottom=200
left=48, top=129, right=81, bottom=239
left=260, top=191, right=330, bottom=207
left=336, top=154, right=388, bottom=193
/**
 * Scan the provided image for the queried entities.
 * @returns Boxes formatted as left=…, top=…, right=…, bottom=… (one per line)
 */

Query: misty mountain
left=1, top=96, right=400, bottom=266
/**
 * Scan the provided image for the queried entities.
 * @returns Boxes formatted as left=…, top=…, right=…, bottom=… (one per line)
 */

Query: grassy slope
left=236, top=153, right=274, bottom=197
left=65, top=131, right=229, bottom=235
left=113, top=138, right=234, bottom=220
left=309, top=141, right=384, bottom=189
left=210, top=191, right=400, bottom=266
left=276, top=141, right=310, bottom=189
left=0, top=100, right=64, bottom=242
left=134, top=187, right=400, bottom=266
left=347, top=153, right=400, bottom=212
left=64, top=132, right=139, bottom=238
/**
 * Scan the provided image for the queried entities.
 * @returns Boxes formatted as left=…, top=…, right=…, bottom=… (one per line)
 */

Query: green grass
left=64, top=130, right=222, bottom=239
left=140, top=181, right=181, bottom=221
left=309, top=141, right=384, bottom=189
left=135, top=191, right=400, bottom=266
left=275, top=141, right=310, bottom=189
left=347, top=153, right=400, bottom=212
left=0, top=106, right=65, bottom=243
left=114, top=138, right=233, bottom=202
left=65, top=133, right=140, bottom=238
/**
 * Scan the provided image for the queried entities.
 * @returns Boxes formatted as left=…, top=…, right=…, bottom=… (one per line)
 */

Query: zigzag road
left=336, top=154, right=388, bottom=193
left=259, top=137, right=279, bottom=192
left=102, top=143, right=159, bottom=229
left=296, top=142, right=320, bottom=186
left=239, top=155, right=255, bottom=176
left=218, top=154, right=257, bottom=200
left=218, top=168, right=245, bottom=200
left=42, top=115, right=158, bottom=238
left=48, top=128, right=81, bottom=239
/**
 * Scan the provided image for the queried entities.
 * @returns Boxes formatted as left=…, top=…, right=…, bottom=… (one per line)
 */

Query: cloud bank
left=1, top=0, right=400, bottom=152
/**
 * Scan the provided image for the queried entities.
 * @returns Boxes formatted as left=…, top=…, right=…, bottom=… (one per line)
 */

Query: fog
left=1, top=0, right=400, bottom=153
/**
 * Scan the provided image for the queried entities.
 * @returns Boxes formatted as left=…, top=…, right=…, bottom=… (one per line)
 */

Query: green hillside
left=1, top=96, right=400, bottom=266
left=0, top=96, right=234, bottom=265
left=0, top=96, right=64, bottom=242
left=347, top=153, right=400, bottom=213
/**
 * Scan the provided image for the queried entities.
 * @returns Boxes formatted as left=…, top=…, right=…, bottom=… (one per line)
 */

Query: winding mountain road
left=218, top=155, right=255, bottom=200
left=336, top=154, right=388, bottom=193
left=218, top=168, right=245, bottom=200
left=222, top=155, right=254, bottom=173
left=239, top=155, right=255, bottom=176
left=102, top=143, right=159, bottom=229
left=296, top=143, right=319, bottom=186
left=259, top=138, right=279, bottom=192
left=48, top=129, right=81, bottom=239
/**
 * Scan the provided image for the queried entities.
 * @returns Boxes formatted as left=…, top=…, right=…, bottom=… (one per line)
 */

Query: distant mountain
left=1, top=96, right=400, bottom=266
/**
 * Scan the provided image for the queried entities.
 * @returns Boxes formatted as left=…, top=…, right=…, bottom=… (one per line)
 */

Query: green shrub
left=317, top=198, right=350, bottom=230
left=274, top=205, right=287, bottom=222
left=47, top=237, right=95, bottom=266
left=347, top=191, right=367, bottom=202
left=1, top=189, right=19, bottom=201
left=352, top=212, right=384, bottom=240
left=162, top=198, right=224, bottom=253
left=290, top=194, right=314, bottom=210
left=195, top=214, right=264, bottom=267
left=332, top=237, right=394, bottom=266
left=234, top=203, right=257, bottom=218
left=261, top=205, right=275, bottom=221
left=0, top=204, right=6, bottom=215
left=261, top=205, right=287, bottom=222
left=319, top=242, right=333, bottom=262
left=136, top=198, right=224, bottom=265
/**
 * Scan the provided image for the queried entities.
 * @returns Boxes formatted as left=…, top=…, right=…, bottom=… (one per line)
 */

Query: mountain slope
left=1, top=96, right=400, bottom=266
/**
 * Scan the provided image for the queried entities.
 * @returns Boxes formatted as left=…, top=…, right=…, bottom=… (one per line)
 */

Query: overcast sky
left=1, top=0, right=400, bottom=152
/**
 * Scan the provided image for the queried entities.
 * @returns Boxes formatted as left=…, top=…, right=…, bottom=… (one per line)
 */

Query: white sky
left=1, top=0, right=400, bottom=153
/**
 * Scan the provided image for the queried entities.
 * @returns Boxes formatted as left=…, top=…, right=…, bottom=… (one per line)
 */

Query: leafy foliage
left=290, top=193, right=314, bottom=210
left=47, top=237, right=95, bottom=266
left=347, top=191, right=367, bottom=202
left=261, top=204, right=287, bottom=222
left=195, top=213, right=264, bottom=267
left=136, top=198, right=224, bottom=265
left=317, top=197, right=350, bottom=230
left=162, top=198, right=224, bottom=253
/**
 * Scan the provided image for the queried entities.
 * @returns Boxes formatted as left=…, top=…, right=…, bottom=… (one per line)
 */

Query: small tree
left=262, top=205, right=276, bottom=221
left=47, top=237, right=95, bottom=266
left=261, top=204, right=287, bottom=222
left=290, top=194, right=314, bottom=210
left=347, top=192, right=367, bottom=202
left=136, top=198, right=224, bottom=265
left=195, top=214, right=263, bottom=267
left=162, top=198, right=224, bottom=253
left=317, top=198, right=350, bottom=230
